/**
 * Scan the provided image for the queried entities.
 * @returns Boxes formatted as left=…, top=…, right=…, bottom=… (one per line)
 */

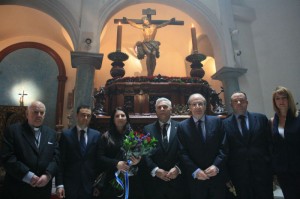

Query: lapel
left=228, top=115, right=245, bottom=142
left=154, top=121, right=166, bottom=151
left=247, top=112, right=257, bottom=141
left=204, top=115, right=211, bottom=141
left=188, top=116, right=202, bottom=142
left=22, top=123, right=39, bottom=154
left=71, top=127, right=82, bottom=155
left=168, top=120, right=177, bottom=146
left=85, top=128, right=94, bottom=154
left=38, top=126, right=49, bottom=153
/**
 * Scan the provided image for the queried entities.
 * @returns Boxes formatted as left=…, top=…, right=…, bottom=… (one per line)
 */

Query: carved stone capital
left=71, top=51, right=103, bottom=70
left=212, top=66, right=247, bottom=80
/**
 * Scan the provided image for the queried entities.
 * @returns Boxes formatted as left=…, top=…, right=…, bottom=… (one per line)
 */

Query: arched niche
left=0, top=42, right=67, bottom=126
left=97, top=0, right=227, bottom=70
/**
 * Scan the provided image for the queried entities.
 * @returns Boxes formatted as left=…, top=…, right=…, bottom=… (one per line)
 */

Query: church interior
left=0, top=1, right=299, bottom=198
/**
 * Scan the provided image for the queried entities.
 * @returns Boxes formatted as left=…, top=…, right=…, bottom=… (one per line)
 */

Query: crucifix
left=115, top=8, right=184, bottom=76
left=18, top=90, right=28, bottom=106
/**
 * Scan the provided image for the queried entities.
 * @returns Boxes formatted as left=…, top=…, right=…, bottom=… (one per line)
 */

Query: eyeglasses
left=189, top=102, right=206, bottom=108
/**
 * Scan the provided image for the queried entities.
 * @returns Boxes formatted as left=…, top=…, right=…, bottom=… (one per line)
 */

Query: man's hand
left=35, top=174, right=50, bottom=187
left=204, top=165, right=219, bottom=177
left=155, top=168, right=170, bottom=181
left=166, top=167, right=179, bottom=180
left=196, top=170, right=210, bottom=180
left=56, top=187, right=65, bottom=198
left=30, top=175, right=40, bottom=187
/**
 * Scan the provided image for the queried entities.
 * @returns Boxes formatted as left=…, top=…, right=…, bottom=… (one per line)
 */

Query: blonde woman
left=271, top=86, right=300, bottom=199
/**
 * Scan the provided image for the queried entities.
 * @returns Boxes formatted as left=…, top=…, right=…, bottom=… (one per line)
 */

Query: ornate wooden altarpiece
left=0, top=106, right=27, bottom=148
left=0, top=105, right=27, bottom=192
left=90, top=75, right=226, bottom=133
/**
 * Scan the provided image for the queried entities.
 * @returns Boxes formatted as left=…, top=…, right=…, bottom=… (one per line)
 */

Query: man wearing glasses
left=1, top=101, right=59, bottom=199
left=223, top=91, right=273, bottom=199
left=177, top=93, right=227, bottom=199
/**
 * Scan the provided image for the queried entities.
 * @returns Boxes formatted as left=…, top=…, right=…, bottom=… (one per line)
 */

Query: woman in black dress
left=271, top=86, right=300, bottom=199
left=96, top=107, right=145, bottom=199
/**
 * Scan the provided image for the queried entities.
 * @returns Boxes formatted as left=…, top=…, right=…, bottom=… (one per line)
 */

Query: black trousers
left=277, top=172, right=300, bottom=199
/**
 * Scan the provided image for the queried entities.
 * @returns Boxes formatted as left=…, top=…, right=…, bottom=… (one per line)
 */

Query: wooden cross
left=18, top=90, right=28, bottom=106
left=114, top=8, right=184, bottom=25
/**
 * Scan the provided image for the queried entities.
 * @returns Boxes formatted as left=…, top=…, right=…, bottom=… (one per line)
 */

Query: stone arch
left=0, top=42, right=67, bottom=125
left=0, top=0, right=79, bottom=49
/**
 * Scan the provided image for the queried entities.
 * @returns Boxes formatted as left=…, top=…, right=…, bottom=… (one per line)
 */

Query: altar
left=103, top=76, right=218, bottom=113
left=91, top=76, right=226, bottom=132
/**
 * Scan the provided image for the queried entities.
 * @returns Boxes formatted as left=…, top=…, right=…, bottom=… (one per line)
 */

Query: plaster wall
left=243, top=0, right=300, bottom=117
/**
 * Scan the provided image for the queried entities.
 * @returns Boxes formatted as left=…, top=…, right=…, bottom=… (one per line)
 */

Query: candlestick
left=116, top=23, right=122, bottom=51
left=191, top=24, right=198, bottom=53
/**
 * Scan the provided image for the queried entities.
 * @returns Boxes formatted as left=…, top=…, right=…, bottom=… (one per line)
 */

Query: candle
left=116, top=22, right=122, bottom=51
left=191, top=24, right=198, bottom=53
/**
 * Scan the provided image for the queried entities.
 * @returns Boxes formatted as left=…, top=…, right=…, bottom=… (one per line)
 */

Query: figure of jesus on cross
left=18, top=90, right=28, bottom=106
left=116, top=8, right=183, bottom=76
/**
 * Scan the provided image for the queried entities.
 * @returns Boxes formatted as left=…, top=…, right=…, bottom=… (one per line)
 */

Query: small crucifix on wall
left=18, top=90, right=28, bottom=106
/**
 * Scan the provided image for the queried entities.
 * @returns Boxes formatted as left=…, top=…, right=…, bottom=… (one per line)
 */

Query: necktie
left=239, top=115, right=249, bottom=137
left=33, top=128, right=40, bottom=148
left=162, top=123, right=168, bottom=149
left=80, top=130, right=86, bottom=154
left=197, top=120, right=206, bottom=142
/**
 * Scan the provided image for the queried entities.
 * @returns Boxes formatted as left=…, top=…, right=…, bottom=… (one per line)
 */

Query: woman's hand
left=117, top=161, right=130, bottom=172
left=130, top=156, right=141, bottom=166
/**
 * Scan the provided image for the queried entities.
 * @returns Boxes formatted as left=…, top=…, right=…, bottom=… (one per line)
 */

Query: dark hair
left=109, top=107, right=130, bottom=133
left=77, top=105, right=91, bottom=113
left=230, top=91, right=248, bottom=100
left=104, top=107, right=131, bottom=147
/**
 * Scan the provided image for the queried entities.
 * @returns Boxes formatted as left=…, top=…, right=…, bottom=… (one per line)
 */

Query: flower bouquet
left=110, top=130, right=158, bottom=197
left=123, top=130, right=158, bottom=159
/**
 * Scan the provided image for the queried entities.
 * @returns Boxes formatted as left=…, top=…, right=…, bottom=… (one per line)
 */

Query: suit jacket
left=55, top=126, right=101, bottom=199
left=1, top=121, right=59, bottom=199
left=143, top=119, right=187, bottom=199
left=223, top=112, right=272, bottom=183
left=272, top=111, right=300, bottom=174
left=177, top=115, right=227, bottom=195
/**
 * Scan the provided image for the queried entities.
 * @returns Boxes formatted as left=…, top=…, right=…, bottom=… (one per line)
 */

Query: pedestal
left=212, top=66, right=247, bottom=112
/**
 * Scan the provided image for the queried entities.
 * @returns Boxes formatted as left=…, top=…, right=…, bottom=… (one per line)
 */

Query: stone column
left=212, top=66, right=247, bottom=113
left=71, top=51, right=103, bottom=121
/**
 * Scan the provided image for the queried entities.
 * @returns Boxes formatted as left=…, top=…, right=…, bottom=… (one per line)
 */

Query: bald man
left=177, top=93, right=227, bottom=199
left=1, top=101, right=59, bottom=199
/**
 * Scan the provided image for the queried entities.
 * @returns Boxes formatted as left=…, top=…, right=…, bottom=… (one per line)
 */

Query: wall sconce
left=230, top=29, right=239, bottom=35
left=234, top=49, right=242, bottom=56
left=85, top=38, right=92, bottom=45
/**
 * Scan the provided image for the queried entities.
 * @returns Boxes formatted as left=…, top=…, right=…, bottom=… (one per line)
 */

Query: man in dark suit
left=223, top=91, right=273, bottom=199
left=143, top=97, right=188, bottom=199
left=177, top=93, right=227, bottom=199
left=56, top=105, right=102, bottom=199
left=1, top=101, right=59, bottom=199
